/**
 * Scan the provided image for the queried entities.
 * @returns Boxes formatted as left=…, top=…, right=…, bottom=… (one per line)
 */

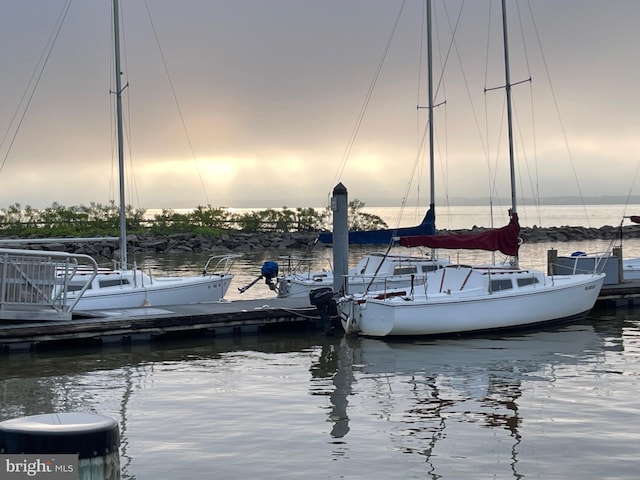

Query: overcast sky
left=0, top=1, right=638, bottom=211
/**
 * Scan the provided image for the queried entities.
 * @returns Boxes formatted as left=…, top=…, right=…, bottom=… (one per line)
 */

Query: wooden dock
left=0, top=297, right=323, bottom=352
left=1, top=281, right=640, bottom=352
left=597, top=280, right=640, bottom=308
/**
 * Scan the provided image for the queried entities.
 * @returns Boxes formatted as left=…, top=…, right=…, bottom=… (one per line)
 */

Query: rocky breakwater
left=439, top=223, right=640, bottom=243
left=4, top=232, right=319, bottom=259
left=5, top=223, right=640, bottom=259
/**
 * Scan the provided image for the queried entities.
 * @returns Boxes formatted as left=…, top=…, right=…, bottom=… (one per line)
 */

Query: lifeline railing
left=0, top=248, right=97, bottom=321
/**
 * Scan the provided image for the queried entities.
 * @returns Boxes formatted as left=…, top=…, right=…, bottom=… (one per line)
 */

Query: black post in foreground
left=0, top=412, right=120, bottom=480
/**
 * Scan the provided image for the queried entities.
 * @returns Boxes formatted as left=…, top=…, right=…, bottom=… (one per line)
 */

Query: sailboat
left=61, top=0, right=237, bottom=311
left=272, top=250, right=446, bottom=299
left=337, top=0, right=606, bottom=337
left=257, top=3, right=448, bottom=300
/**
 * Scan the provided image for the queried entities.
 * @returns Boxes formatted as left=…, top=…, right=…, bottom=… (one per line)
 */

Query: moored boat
left=337, top=0, right=606, bottom=337
left=58, top=0, right=238, bottom=311
left=274, top=251, right=447, bottom=299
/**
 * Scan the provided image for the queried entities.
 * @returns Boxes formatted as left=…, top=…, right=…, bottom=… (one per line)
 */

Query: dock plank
left=0, top=297, right=321, bottom=350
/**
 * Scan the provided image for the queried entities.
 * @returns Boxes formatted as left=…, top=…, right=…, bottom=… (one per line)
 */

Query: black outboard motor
left=238, top=261, right=280, bottom=294
left=261, top=261, right=279, bottom=291
left=309, top=287, right=337, bottom=335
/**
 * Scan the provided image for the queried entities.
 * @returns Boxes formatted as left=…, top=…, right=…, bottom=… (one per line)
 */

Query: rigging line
left=442, top=1, right=490, bottom=165
left=515, top=0, right=542, bottom=226
left=108, top=8, right=117, bottom=204
left=432, top=7, right=450, bottom=223
left=114, top=3, right=141, bottom=211
left=411, top=0, right=434, bottom=223
left=409, top=1, right=462, bottom=228
left=434, top=0, right=462, bottom=97
left=527, top=82, right=543, bottom=226
left=483, top=1, right=494, bottom=213
left=415, top=0, right=427, bottom=213
left=483, top=0, right=504, bottom=214
left=621, top=157, right=640, bottom=219
left=432, top=0, right=466, bottom=227
left=332, top=0, right=407, bottom=188
left=143, top=0, right=210, bottom=206
left=524, top=0, right=590, bottom=226
left=0, top=0, right=74, bottom=175
left=484, top=2, right=525, bottom=224
left=511, top=86, right=544, bottom=227
left=511, top=102, right=531, bottom=226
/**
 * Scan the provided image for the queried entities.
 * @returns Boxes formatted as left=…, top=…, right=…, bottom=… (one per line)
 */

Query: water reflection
left=317, top=320, right=611, bottom=479
left=309, top=341, right=354, bottom=440
left=1, top=311, right=639, bottom=479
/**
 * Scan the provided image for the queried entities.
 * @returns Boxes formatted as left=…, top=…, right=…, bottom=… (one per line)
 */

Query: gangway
left=0, top=248, right=97, bottom=321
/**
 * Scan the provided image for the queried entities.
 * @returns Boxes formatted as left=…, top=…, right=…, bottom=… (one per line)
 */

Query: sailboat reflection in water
left=311, top=321, right=606, bottom=477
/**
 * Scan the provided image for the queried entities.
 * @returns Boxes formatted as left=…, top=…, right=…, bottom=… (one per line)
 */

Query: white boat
left=59, top=0, right=237, bottom=311
left=564, top=215, right=640, bottom=282
left=274, top=252, right=447, bottom=299
left=340, top=263, right=604, bottom=337
left=337, top=0, right=606, bottom=337
left=61, top=255, right=237, bottom=311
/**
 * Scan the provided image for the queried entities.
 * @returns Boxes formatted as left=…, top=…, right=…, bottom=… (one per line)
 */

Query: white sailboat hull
left=340, top=269, right=605, bottom=337
left=65, top=271, right=233, bottom=311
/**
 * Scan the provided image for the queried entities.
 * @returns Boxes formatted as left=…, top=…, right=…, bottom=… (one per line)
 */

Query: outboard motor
left=238, top=261, right=280, bottom=294
left=261, top=261, right=279, bottom=291
left=309, top=287, right=337, bottom=335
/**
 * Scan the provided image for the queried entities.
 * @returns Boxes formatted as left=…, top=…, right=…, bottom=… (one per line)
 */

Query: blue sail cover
left=318, top=208, right=435, bottom=245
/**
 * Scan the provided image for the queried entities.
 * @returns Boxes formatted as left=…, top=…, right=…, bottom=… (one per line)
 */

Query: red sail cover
left=400, top=213, right=521, bottom=257
left=630, top=216, right=640, bottom=224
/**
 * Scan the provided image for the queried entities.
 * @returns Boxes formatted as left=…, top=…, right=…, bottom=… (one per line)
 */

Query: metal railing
left=0, top=248, right=97, bottom=321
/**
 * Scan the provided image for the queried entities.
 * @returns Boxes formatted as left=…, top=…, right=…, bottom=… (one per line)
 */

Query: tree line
left=0, top=200, right=387, bottom=237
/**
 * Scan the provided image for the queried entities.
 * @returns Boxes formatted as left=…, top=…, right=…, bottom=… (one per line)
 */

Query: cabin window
left=67, top=284, right=91, bottom=292
left=490, top=279, right=513, bottom=291
left=422, top=265, right=439, bottom=273
left=517, top=277, right=539, bottom=287
left=394, top=266, right=417, bottom=275
left=99, top=279, right=130, bottom=288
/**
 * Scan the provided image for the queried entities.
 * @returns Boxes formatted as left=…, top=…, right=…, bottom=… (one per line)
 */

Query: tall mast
left=427, top=0, right=435, bottom=219
left=500, top=0, right=516, bottom=217
left=500, top=0, right=518, bottom=266
left=112, top=0, right=127, bottom=269
left=426, top=0, right=436, bottom=260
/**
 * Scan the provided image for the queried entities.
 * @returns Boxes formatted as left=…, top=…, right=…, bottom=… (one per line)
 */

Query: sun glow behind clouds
left=141, top=157, right=235, bottom=180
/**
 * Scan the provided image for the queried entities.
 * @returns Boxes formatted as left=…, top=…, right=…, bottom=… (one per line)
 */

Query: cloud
left=1, top=1, right=639, bottom=211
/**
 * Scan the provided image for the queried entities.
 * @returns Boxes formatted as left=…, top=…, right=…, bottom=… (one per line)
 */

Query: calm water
left=1, top=311, right=639, bottom=479
left=2, top=204, right=640, bottom=478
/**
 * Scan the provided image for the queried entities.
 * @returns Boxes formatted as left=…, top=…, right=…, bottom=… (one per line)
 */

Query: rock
left=10, top=224, right=640, bottom=261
